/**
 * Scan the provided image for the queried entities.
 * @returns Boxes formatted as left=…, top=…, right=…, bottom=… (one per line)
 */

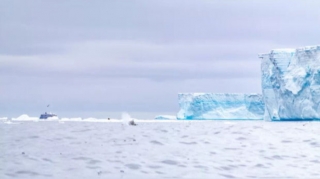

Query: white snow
left=46, top=116, right=60, bottom=121
left=83, top=117, right=97, bottom=121
left=12, top=114, right=39, bottom=121
left=1, top=121, right=320, bottom=178
left=0, top=117, right=8, bottom=121
left=261, top=45, right=320, bottom=120
left=177, top=93, right=264, bottom=120
left=60, top=117, right=82, bottom=121
left=121, top=112, right=137, bottom=125
left=4, top=116, right=123, bottom=123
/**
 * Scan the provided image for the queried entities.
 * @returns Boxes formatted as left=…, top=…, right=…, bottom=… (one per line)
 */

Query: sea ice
left=2, top=121, right=320, bottom=178
left=260, top=45, right=320, bottom=121
left=177, top=93, right=264, bottom=120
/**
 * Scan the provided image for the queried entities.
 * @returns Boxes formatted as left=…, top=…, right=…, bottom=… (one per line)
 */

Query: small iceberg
left=0, top=117, right=8, bottom=121
left=12, top=114, right=38, bottom=121
left=155, top=115, right=177, bottom=120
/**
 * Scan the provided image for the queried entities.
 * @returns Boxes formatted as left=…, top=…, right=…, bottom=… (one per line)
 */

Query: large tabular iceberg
left=177, top=93, right=264, bottom=120
left=260, top=45, right=320, bottom=121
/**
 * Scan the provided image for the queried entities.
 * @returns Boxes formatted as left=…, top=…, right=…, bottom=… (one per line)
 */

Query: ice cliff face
left=260, top=45, right=320, bottom=121
left=177, top=93, right=264, bottom=120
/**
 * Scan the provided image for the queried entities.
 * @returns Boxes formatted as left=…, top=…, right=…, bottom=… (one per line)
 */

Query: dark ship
left=40, top=112, right=57, bottom=119
left=40, top=105, right=57, bottom=119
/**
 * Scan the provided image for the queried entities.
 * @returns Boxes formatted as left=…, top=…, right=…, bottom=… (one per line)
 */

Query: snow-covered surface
left=121, top=112, right=133, bottom=124
left=154, top=115, right=176, bottom=120
left=177, top=93, right=264, bottom=120
left=261, top=45, right=320, bottom=121
left=6, top=115, right=123, bottom=122
left=1, top=121, right=320, bottom=179
left=83, top=117, right=97, bottom=121
left=60, top=117, right=83, bottom=121
left=45, top=116, right=60, bottom=121
left=12, top=114, right=39, bottom=121
left=0, top=117, right=8, bottom=121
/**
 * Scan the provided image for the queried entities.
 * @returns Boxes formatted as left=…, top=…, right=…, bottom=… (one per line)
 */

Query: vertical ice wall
left=177, top=93, right=264, bottom=120
left=260, top=46, right=320, bottom=121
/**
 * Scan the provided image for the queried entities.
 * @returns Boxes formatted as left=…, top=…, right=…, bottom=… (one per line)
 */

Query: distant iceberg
left=177, top=93, right=264, bottom=120
left=12, top=114, right=39, bottom=121
left=155, top=115, right=177, bottom=120
left=260, top=45, right=320, bottom=121
left=0, top=117, right=8, bottom=121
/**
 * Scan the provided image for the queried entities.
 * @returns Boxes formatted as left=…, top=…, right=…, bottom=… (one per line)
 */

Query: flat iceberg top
left=271, top=45, right=319, bottom=53
left=296, top=45, right=320, bottom=51
left=259, top=45, right=320, bottom=57
left=179, top=93, right=261, bottom=96
left=271, top=48, right=295, bottom=54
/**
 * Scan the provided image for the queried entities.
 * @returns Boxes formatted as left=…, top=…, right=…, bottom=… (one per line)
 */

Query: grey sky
left=1, top=0, right=320, bottom=118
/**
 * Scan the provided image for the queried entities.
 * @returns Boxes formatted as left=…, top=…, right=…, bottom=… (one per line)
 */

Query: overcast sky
left=1, top=0, right=320, bottom=118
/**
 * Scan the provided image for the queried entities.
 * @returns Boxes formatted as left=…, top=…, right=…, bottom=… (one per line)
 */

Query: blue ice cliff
left=260, top=45, right=320, bottom=121
left=177, top=93, right=264, bottom=120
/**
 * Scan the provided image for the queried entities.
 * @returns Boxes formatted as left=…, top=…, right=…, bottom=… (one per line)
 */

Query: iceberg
left=0, top=117, right=8, bottom=121
left=177, top=93, right=264, bottom=120
left=155, top=115, right=177, bottom=120
left=12, top=114, right=39, bottom=121
left=260, top=45, right=320, bottom=121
